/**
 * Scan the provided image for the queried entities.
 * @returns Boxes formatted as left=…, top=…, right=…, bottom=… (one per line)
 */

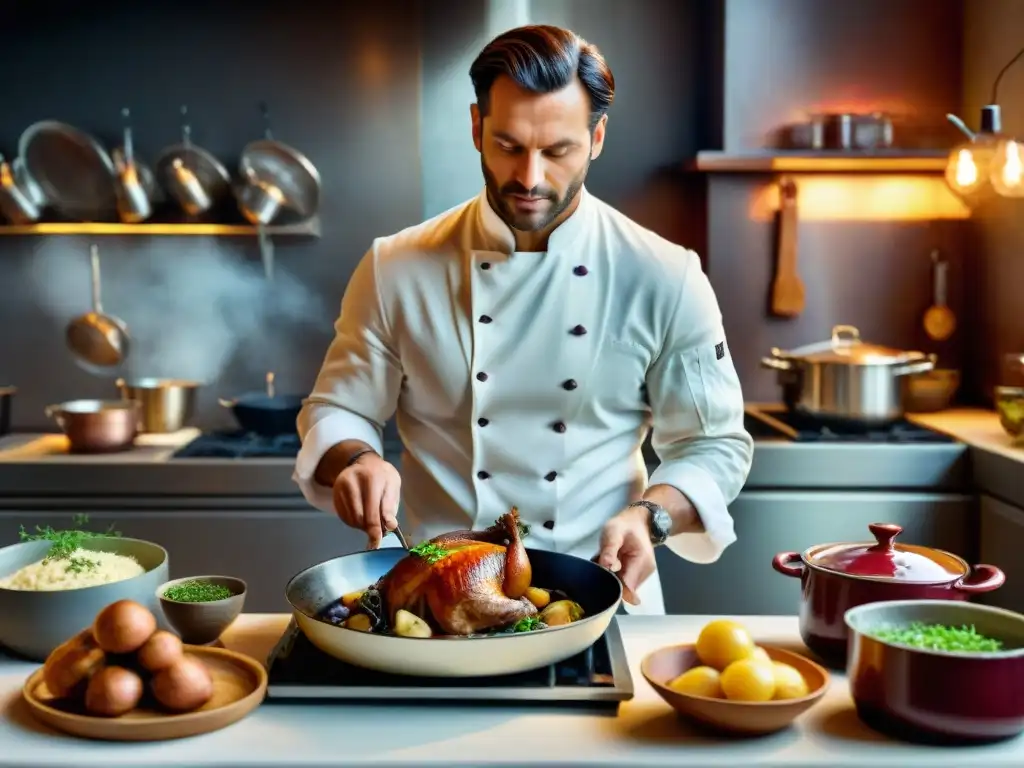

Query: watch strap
left=627, top=500, right=670, bottom=546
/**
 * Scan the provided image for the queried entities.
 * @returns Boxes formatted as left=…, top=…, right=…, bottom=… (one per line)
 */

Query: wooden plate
left=21, top=645, right=267, bottom=741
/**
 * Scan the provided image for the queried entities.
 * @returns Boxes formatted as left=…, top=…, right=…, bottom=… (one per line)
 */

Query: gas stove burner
left=746, top=408, right=956, bottom=444
left=172, top=430, right=300, bottom=458
left=264, top=618, right=634, bottom=710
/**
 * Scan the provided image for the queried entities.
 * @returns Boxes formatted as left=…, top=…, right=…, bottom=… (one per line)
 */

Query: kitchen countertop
left=1, top=613, right=1022, bottom=767
left=908, top=409, right=1024, bottom=508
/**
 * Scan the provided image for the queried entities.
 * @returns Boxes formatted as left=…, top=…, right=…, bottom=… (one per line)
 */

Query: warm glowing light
left=943, top=133, right=1005, bottom=198
left=991, top=139, right=1024, bottom=198
left=749, top=175, right=971, bottom=222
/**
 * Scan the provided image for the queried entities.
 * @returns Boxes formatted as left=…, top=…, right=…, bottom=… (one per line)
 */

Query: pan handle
left=761, top=356, right=793, bottom=372
left=893, top=354, right=937, bottom=377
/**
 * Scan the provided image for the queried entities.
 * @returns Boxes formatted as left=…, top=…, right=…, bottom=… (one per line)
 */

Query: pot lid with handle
left=804, top=522, right=969, bottom=582
left=771, top=324, right=929, bottom=366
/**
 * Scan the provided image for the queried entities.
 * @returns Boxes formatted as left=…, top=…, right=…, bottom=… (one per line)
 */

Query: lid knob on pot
left=806, top=521, right=968, bottom=583
left=867, top=522, right=902, bottom=552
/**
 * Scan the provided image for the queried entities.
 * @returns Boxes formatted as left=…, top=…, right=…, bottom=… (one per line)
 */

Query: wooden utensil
left=923, top=249, right=956, bottom=341
left=770, top=178, right=805, bottom=317
left=22, top=644, right=267, bottom=742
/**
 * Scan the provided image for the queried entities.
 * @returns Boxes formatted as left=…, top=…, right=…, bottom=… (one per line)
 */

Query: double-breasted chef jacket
left=294, top=186, right=754, bottom=615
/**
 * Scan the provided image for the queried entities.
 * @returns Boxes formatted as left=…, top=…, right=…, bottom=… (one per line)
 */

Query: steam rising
left=21, top=238, right=328, bottom=384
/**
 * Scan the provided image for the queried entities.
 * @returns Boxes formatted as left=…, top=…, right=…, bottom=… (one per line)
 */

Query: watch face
left=651, top=507, right=672, bottom=542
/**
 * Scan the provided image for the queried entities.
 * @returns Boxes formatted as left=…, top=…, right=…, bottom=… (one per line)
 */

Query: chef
left=293, top=24, right=754, bottom=615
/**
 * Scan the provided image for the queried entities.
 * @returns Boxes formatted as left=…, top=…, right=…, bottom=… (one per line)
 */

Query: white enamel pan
left=284, top=547, right=623, bottom=678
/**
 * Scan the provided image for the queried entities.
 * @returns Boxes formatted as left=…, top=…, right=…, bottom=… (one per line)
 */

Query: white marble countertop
left=1, top=613, right=1022, bottom=767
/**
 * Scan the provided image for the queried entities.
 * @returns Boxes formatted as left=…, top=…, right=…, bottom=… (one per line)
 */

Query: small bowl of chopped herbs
left=844, top=599, right=1024, bottom=744
left=157, top=576, right=246, bottom=645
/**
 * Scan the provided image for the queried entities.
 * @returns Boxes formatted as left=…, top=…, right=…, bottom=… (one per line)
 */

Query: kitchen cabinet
left=0, top=508, right=367, bottom=613
left=656, top=491, right=976, bottom=616
left=978, top=494, right=1024, bottom=614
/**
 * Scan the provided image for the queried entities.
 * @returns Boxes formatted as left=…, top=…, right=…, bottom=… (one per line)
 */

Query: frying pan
left=217, top=372, right=303, bottom=436
left=285, top=547, right=623, bottom=678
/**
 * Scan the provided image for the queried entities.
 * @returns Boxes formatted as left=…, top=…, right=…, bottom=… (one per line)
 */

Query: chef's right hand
left=333, top=452, right=402, bottom=550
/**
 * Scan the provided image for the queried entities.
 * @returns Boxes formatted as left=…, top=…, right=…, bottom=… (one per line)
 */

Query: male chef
left=293, top=24, right=754, bottom=615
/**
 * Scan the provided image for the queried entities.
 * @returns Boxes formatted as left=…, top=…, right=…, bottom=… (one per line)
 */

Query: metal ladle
left=65, top=244, right=130, bottom=373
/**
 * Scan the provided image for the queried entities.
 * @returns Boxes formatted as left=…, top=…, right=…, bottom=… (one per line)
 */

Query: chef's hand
left=597, top=506, right=656, bottom=606
left=333, top=452, right=402, bottom=550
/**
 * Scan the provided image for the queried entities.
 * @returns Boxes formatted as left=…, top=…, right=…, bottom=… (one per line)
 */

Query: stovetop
left=172, top=430, right=300, bottom=458
left=265, top=618, right=634, bottom=711
left=745, top=408, right=956, bottom=444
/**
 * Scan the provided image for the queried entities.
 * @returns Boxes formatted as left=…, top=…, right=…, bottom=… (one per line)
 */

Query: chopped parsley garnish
left=17, top=514, right=121, bottom=573
left=870, top=621, right=1004, bottom=652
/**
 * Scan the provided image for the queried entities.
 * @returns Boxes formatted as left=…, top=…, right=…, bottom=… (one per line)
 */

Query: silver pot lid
left=772, top=325, right=928, bottom=366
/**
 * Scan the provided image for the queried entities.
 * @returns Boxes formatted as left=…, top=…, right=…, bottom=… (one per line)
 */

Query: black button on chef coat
left=552, top=421, right=566, bottom=433
left=570, top=324, right=587, bottom=336
left=562, top=379, right=578, bottom=391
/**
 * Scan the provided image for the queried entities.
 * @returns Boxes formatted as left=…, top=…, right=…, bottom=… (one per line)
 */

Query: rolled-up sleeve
left=293, top=242, right=403, bottom=513
left=646, top=250, right=754, bottom=564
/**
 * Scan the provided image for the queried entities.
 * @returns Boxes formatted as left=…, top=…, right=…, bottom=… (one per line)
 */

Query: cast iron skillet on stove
left=218, top=372, right=303, bottom=437
left=285, top=547, right=623, bottom=678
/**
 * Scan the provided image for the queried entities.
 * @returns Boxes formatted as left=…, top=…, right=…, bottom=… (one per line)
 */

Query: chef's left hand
left=597, top=506, right=655, bottom=606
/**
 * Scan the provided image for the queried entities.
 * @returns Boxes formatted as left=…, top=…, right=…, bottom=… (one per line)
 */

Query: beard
left=481, top=156, right=589, bottom=233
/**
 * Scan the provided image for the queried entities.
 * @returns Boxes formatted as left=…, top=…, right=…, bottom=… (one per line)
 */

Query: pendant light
left=945, top=45, right=1024, bottom=199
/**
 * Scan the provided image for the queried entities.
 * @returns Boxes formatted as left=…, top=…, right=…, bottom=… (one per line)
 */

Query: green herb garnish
left=409, top=542, right=451, bottom=564
left=17, top=514, right=121, bottom=574
left=870, top=621, right=1004, bottom=652
left=512, top=616, right=545, bottom=633
left=162, top=579, right=233, bottom=603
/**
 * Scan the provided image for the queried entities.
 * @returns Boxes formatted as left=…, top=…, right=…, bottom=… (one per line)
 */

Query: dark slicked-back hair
left=469, top=25, right=615, bottom=131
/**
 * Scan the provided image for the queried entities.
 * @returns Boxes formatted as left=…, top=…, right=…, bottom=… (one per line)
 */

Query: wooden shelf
left=0, top=217, right=321, bottom=237
left=693, top=150, right=950, bottom=173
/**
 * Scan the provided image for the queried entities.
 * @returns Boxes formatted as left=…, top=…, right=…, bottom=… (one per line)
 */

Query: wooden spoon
left=923, top=249, right=956, bottom=341
left=770, top=178, right=805, bottom=317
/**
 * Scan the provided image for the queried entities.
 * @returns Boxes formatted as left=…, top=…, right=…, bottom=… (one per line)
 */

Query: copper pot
left=772, top=523, right=1006, bottom=669
left=44, top=399, right=140, bottom=453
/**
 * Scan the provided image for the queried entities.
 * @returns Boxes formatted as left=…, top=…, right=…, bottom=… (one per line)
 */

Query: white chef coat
left=293, top=186, right=754, bottom=615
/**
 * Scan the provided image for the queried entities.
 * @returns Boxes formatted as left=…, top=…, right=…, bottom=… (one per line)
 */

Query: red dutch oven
left=772, top=522, right=1006, bottom=668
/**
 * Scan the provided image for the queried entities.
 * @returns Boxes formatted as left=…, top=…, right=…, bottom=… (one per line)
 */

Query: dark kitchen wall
left=962, top=0, right=1024, bottom=399
left=706, top=0, right=972, bottom=402
left=420, top=0, right=715, bottom=252
left=0, top=1, right=423, bottom=430
left=2, top=0, right=715, bottom=431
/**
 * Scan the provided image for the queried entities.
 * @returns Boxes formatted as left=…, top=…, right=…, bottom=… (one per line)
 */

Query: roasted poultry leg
left=377, top=508, right=538, bottom=635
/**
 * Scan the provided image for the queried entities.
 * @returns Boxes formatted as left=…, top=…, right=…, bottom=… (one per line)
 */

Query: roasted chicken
left=375, top=508, right=538, bottom=635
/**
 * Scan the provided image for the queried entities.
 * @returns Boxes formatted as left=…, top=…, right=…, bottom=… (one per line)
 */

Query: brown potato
left=85, top=666, right=144, bottom=717
left=43, top=629, right=107, bottom=700
left=92, top=600, right=157, bottom=654
left=137, top=630, right=184, bottom=673
left=150, top=655, right=214, bottom=712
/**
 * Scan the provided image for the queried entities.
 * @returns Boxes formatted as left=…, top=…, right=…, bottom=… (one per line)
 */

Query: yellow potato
left=667, top=665, right=723, bottom=698
left=695, top=619, right=755, bottom=671
left=525, top=587, right=551, bottom=610
left=393, top=609, right=432, bottom=638
left=751, top=646, right=772, bottom=664
left=771, top=662, right=810, bottom=700
left=340, top=591, right=365, bottom=610
left=720, top=658, right=776, bottom=702
left=343, top=613, right=373, bottom=632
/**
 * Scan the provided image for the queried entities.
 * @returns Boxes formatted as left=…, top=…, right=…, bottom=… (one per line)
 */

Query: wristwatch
left=628, top=500, right=672, bottom=546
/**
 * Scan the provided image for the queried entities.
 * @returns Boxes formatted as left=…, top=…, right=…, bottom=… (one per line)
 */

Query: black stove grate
left=172, top=430, right=300, bottom=459
left=746, top=410, right=956, bottom=444
left=264, top=619, right=633, bottom=710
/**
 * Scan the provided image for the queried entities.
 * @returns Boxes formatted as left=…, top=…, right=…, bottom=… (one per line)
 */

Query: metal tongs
left=390, top=524, right=409, bottom=550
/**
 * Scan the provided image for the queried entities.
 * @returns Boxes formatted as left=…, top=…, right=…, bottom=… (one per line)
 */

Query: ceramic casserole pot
left=772, top=522, right=1005, bottom=668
